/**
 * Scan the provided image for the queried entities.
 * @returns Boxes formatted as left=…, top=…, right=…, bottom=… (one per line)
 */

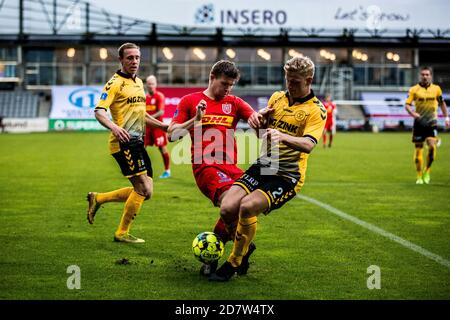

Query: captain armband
left=303, top=135, right=317, bottom=145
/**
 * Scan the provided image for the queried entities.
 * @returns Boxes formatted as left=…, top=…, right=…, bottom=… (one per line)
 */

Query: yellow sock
left=96, top=187, right=133, bottom=204
left=426, top=145, right=436, bottom=170
left=225, top=220, right=238, bottom=242
left=115, top=190, right=146, bottom=237
left=228, top=216, right=257, bottom=267
left=414, top=147, right=423, bottom=177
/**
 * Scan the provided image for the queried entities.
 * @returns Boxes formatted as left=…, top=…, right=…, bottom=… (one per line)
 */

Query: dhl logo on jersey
left=201, top=115, right=234, bottom=127
left=146, top=104, right=157, bottom=112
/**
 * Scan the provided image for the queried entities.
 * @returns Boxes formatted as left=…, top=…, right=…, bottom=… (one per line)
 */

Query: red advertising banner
left=158, top=87, right=205, bottom=119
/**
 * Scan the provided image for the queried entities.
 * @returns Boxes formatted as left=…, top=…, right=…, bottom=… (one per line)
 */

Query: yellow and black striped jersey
left=405, top=83, right=443, bottom=122
left=95, top=70, right=146, bottom=154
left=257, top=90, right=326, bottom=192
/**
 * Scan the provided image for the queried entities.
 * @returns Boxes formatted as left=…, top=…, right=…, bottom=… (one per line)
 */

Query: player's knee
left=220, top=202, right=238, bottom=224
left=136, top=185, right=152, bottom=200
left=144, top=187, right=153, bottom=200
left=239, top=199, right=257, bottom=219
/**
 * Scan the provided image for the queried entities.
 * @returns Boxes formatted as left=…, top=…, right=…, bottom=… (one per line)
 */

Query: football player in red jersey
left=168, top=60, right=262, bottom=276
left=322, top=94, right=337, bottom=148
left=144, top=75, right=171, bottom=178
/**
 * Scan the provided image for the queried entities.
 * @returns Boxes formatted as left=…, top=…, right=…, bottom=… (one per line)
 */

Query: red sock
left=213, top=218, right=231, bottom=244
left=162, top=152, right=170, bottom=171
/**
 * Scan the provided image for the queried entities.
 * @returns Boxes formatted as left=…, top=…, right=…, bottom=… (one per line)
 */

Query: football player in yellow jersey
left=210, top=56, right=326, bottom=281
left=86, top=43, right=168, bottom=243
left=405, top=67, right=449, bottom=184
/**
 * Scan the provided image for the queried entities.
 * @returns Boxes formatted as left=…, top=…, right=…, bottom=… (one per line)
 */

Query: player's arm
left=263, top=105, right=326, bottom=154
left=437, top=95, right=449, bottom=128
left=95, top=108, right=130, bottom=143
left=145, top=113, right=168, bottom=131
left=95, top=81, right=130, bottom=143
left=405, top=88, right=420, bottom=119
left=168, top=99, right=206, bottom=141
left=437, top=86, right=449, bottom=128
left=405, top=103, right=420, bottom=119
left=151, top=93, right=165, bottom=118
left=263, top=129, right=316, bottom=153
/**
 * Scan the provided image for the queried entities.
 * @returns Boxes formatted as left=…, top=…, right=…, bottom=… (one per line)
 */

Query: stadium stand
left=0, top=91, right=39, bottom=118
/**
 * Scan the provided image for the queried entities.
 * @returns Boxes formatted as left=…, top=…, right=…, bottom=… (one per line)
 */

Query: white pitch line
left=297, top=194, right=450, bottom=269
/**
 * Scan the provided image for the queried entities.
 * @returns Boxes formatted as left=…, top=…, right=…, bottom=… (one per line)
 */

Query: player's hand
left=445, top=118, right=450, bottom=129
left=262, top=128, right=284, bottom=143
left=161, top=123, right=169, bottom=132
left=259, top=106, right=275, bottom=117
left=247, top=112, right=262, bottom=130
left=258, top=106, right=275, bottom=128
left=412, top=112, right=421, bottom=119
left=111, top=124, right=130, bottom=143
left=195, top=100, right=207, bottom=121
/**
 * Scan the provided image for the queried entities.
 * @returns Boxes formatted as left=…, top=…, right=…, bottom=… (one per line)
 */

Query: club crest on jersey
left=295, top=110, right=307, bottom=122
left=222, top=103, right=232, bottom=114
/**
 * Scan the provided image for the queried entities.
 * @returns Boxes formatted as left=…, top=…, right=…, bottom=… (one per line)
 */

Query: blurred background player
left=210, top=55, right=326, bottom=281
left=168, top=60, right=261, bottom=275
left=405, top=66, right=449, bottom=185
left=145, top=75, right=171, bottom=179
left=86, top=43, right=167, bottom=243
left=322, top=94, right=336, bottom=148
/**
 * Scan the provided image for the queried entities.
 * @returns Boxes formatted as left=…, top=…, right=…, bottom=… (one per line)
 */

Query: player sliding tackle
left=209, top=55, right=327, bottom=281
left=168, top=60, right=262, bottom=276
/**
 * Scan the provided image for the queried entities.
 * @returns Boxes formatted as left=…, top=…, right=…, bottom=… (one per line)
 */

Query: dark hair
left=420, top=66, right=433, bottom=74
left=118, top=43, right=140, bottom=58
left=210, top=60, right=240, bottom=80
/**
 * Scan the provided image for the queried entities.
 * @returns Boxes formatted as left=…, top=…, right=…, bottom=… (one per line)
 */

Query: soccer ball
left=192, top=232, right=225, bottom=264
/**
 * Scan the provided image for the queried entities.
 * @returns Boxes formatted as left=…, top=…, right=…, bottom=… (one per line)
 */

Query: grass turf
left=0, top=131, right=449, bottom=299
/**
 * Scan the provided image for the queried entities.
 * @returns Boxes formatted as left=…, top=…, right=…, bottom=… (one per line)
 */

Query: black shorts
left=234, top=164, right=297, bottom=214
left=412, top=118, right=438, bottom=143
left=112, top=137, right=153, bottom=178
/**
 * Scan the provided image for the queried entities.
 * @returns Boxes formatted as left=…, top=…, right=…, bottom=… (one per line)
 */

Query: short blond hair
left=284, top=56, right=315, bottom=78
left=118, top=42, right=140, bottom=58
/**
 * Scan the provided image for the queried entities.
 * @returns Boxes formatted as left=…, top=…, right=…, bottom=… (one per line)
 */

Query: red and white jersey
left=171, top=92, right=255, bottom=170
left=146, top=90, right=165, bottom=121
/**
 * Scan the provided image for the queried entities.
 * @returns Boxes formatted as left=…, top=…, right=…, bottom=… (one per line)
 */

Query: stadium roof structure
left=1, top=0, right=450, bottom=48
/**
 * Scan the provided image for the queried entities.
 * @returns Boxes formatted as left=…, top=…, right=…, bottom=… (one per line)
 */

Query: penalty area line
left=297, top=194, right=450, bottom=269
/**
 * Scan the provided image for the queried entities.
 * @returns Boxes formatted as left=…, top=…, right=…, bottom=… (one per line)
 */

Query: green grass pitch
left=0, top=131, right=449, bottom=299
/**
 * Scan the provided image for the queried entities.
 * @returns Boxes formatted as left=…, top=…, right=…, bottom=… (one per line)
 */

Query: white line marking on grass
left=297, top=194, right=450, bottom=269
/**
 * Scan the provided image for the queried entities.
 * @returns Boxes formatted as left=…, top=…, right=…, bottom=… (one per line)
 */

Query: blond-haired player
left=210, top=55, right=326, bottom=281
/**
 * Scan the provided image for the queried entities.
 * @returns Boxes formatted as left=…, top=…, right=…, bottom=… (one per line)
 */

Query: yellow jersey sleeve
left=95, top=79, right=118, bottom=110
left=267, top=91, right=284, bottom=109
left=303, top=106, right=326, bottom=144
left=437, top=85, right=443, bottom=103
left=405, top=86, right=416, bottom=105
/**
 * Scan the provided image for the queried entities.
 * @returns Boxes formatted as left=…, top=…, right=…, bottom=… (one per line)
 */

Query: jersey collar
left=116, top=69, right=137, bottom=82
left=419, top=82, right=431, bottom=89
left=285, top=89, right=315, bottom=106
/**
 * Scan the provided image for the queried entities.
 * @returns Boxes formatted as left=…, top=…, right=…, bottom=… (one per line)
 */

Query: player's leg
left=328, top=129, right=333, bottom=147
left=114, top=174, right=152, bottom=243
left=209, top=191, right=267, bottom=281
left=159, top=145, right=171, bottom=178
left=322, top=130, right=327, bottom=147
left=423, top=137, right=437, bottom=184
left=218, top=185, right=248, bottom=242
left=414, top=142, right=424, bottom=184
left=113, top=138, right=153, bottom=243
left=87, top=187, right=133, bottom=224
